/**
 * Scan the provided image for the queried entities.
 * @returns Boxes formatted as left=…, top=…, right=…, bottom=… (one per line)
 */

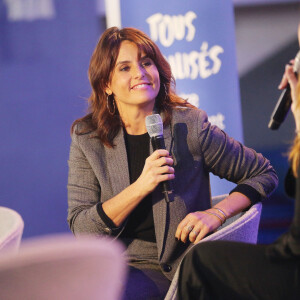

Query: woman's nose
left=133, top=65, right=145, bottom=78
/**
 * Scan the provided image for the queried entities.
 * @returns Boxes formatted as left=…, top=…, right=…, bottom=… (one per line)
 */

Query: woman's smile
left=131, top=82, right=152, bottom=90
left=105, top=41, right=160, bottom=113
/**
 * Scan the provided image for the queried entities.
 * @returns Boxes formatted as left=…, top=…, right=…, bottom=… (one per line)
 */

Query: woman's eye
left=120, top=66, right=129, bottom=71
left=143, top=61, right=152, bottom=67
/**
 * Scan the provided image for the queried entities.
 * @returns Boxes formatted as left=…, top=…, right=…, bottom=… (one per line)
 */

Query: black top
left=96, top=130, right=156, bottom=242
left=120, top=131, right=156, bottom=242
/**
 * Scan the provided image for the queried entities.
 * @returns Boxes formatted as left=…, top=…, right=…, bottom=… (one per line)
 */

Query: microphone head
left=294, top=50, right=300, bottom=74
left=145, top=114, right=163, bottom=137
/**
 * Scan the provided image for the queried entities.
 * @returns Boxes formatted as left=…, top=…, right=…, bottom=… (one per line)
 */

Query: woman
left=178, top=26, right=300, bottom=300
left=67, top=27, right=278, bottom=299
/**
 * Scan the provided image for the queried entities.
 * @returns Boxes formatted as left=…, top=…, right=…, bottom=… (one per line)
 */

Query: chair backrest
left=206, top=194, right=262, bottom=244
left=0, top=234, right=127, bottom=300
left=0, top=206, right=24, bottom=254
left=164, top=194, right=263, bottom=300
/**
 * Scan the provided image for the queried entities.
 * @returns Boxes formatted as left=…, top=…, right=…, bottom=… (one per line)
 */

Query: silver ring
left=192, top=231, right=199, bottom=236
left=187, top=225, right=193, bottom=232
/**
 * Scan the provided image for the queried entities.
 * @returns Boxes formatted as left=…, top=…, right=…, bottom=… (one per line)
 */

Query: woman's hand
left=175, top=192, right=251, bottom=244
left=135, top=149, right=175, bottom=196
left=175, top=210, right=223, bottom=244
left=102, top=149, right=174, bottom=227
left=278, top=62, right=298, bottom=111
left=278, top=61, right=300, bottom=129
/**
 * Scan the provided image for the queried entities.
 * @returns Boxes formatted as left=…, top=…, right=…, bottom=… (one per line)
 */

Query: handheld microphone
left=268, top=50, right=300, bottom=130
left=145, top=114, right=173, bottom=202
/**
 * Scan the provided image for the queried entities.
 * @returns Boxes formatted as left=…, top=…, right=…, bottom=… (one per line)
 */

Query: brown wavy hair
left=289, top=80, right=300, bottom=177
left=71, top=27, right=194, bottom=147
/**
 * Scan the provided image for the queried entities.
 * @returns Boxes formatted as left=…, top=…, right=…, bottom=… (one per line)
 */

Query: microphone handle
left=268, top=84, right=292, bottom=130
left=151, top=136, right=173, bottom=202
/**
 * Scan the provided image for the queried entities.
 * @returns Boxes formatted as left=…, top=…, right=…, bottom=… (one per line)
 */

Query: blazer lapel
left=152, top=122, right=173, bottom=258
left=98, top=121, right=175, bottom=259
left=105, top=129, right=130, bottom=196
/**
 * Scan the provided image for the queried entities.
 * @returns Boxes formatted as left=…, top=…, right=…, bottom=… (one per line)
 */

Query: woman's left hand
left=175, top=192, right=251, bottom=244
left=278, top=62, right=298, bottom=112
left=278, top=61, right=300, bottom=130
left=175, top=210, right=223, bottom=244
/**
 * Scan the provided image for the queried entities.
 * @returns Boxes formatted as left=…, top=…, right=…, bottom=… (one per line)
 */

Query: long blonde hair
left=289, top=80, right=300, bottom=177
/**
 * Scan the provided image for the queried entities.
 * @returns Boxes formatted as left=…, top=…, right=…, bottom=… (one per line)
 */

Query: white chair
left=165, top=194, right=263, bottom=300
left=0, top=206, right=24, bottom=254
left=0, top=234, right=127, bottom=300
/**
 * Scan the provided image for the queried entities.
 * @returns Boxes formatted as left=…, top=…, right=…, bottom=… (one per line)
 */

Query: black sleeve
left=96, top=203, right=122, bottom=230
left=230, top=184, right=262, bottom=205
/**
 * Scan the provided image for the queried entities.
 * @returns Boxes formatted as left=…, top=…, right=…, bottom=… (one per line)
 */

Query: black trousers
left=178, top=241, right=300, bottom=300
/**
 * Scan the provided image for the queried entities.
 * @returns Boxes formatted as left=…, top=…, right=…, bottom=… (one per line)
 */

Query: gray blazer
left=67, top=107, right=278, bottom=280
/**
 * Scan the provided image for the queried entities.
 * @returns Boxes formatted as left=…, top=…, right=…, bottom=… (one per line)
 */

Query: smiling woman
left=105, top=41, right=160, bottom=132
left=67, top=27, right=278, bottom=299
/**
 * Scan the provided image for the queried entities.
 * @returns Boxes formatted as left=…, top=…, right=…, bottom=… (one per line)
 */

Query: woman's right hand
left=101, top=150, right=174, bottom=227
left=135, top=149, right=175, bottom=196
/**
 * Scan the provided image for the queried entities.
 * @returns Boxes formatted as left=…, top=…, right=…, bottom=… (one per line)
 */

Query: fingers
left=156, top=157, right=174, bottom=168
left=145, top=150, right=174, bottom=176
left=278, top=63, right=294, bottom=90
left=148, top=149, right=171, bottom=161
left=175, top=213, right=204, bottom=243
left=175, top=212, right=221, bottom=244
left=175, top=220, right=209, bottom=244
left=176, top=221, right=194, bottom=243
left=175, top=218, right=189, bottom=241
left=194, top=228, right=210, bottom=244
left=278, top=59, right=298, bottom=90
left=137, top=149, right=175, bottom=194
left=146, top=150, right=173, bottom=165
left=285, top=64, right=298, bottom=87
left=144, top=162, right=175, bottom=177
left=285, top=65, right=299, bottom=111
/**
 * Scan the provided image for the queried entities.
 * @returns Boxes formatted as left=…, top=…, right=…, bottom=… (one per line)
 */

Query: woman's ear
left=105, top=86, right=112, bottom=96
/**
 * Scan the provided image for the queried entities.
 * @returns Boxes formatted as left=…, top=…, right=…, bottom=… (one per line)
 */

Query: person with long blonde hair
left=178, top=25, right=300, bottom=300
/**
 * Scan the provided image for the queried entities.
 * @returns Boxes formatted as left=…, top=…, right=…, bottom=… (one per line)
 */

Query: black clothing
left=121, top=132, right=169, bottom=299
left=97, top=131, right=156, bottom=242
left=178, top=241, right=299, bottom=300
left=178, top=167, right=300, bottom=300
left=121, top=131, right=156, bottom=242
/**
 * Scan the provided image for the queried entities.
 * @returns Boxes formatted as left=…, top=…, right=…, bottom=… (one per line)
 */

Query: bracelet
left=203, top=211, right=224, bottom=225
left=211, top=207, right=228, bottom=220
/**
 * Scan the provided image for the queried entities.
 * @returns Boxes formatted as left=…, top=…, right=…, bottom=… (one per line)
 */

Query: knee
left=178, top=243, right=215, bottom=299
left=181, top=242, right=217, bottom=275
left=186, top=242, right=217, bottom=265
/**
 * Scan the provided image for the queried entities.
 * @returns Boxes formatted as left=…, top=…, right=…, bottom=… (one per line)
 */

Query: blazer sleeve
left=67, top=128, right=122, bottom=237
left=197, top=109, right=278, bottom=202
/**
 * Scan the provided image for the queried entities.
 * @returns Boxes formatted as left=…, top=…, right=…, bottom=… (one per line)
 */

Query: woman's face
left=105, top=41, right=160, bottom=113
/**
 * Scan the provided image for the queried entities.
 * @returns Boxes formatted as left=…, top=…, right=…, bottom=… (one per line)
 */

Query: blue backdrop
left=116, top=0, right=243, bottom=196
left=0, top=0, right=102, bottom=238
left=0, top=0, right=242, bottom=239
